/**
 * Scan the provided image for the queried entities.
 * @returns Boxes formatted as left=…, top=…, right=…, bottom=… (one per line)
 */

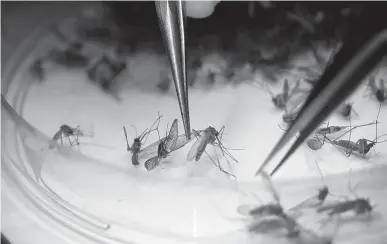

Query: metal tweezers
left=156, top=2, right=387, bottom=176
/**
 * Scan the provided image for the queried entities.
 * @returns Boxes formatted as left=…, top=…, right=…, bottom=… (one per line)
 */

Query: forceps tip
left=155, top=0, right=191, bottom=140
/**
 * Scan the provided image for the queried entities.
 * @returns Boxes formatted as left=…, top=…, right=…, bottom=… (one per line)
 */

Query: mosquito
left=316, top=122, right=376, bottom=137
left=48, top=41, right=90, bottom=68
left=51, top=124, right=85, bottom=148
left=143, top=119, right=192, bottom=171
left=186, top=126, right=241, bottom=178
left=236, top=171, right=300, bottom=237
left=30, top=58, right=45, bottom=82
left=316, top=180, right=375, bottom=218
left=228, top=172, right=338, bottom=242
left=288, top=160, right=332, bottom=217
left=330, top=136, right=387, bottom=158
left=339, top=101, right=359, bottom=119
left=364, top=74, right=386, bottom=104
left=122, top=114, right=162, bottom=166
left=328, top=105, right=386, bottom=158
left=86, top=55, right=126, bottom=100
left=260, top=79, right=292, bottom=109
left=308, top=120, right=378, bottom=152
left=286, top=3, right=324, bottom=34
left=282, top=105, right=301, bottom=124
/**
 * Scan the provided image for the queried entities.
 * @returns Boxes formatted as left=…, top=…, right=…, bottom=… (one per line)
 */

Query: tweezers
left=155, top=0, right=191, bottom=140
left=255, top=4, right=387, bottom=177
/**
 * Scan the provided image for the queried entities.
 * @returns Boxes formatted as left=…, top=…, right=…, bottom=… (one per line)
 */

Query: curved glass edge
left=0, top=20, right=131, bottom=244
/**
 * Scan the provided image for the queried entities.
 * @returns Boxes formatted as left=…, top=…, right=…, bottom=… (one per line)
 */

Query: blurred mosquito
left=30, top=58, right=46, bottom=82
left=51, top=124, right=85, bottom=148
left=123, top=113, right=162, bottom=166
left=86, top=54, right=126, bottom=100
left=339, top=101, right=359, bottom=119
left=282, top=98, right=304, bottom=125
left=221, top=171, right=338, bottom=242
left=288, top=160, right=333, bottom=218
left=364, top=73, right=386, bottom=104
left=286, top=3, right=324, bottom=34
left=47, top=41, right=90, bottom=68
left=316, top=179, right=375, bottom=220
left=236, top=171, right=300, bottom=237
left=239, top=172, right=338, bottom=242
left=260, top=79, right=302, bottom=110
left=187, top=126, right=241, bottom=178
left=143, top=119, right=192, bottom=171
left=47, top=25, right=89, bottom=68
left=30, top=39, right=89, bottom=81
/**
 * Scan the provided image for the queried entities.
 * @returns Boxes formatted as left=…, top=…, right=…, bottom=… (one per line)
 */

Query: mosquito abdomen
left=131, top=152, right=139, bottom=166
left=195, top=140, right=208, bottom=161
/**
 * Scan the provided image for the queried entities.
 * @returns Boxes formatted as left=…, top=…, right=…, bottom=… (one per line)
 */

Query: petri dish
left=2, top=4, right=387, bottom=244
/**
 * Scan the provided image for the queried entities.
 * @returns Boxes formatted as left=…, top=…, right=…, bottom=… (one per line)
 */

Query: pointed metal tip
left=156, top=0, right=191, bottom=140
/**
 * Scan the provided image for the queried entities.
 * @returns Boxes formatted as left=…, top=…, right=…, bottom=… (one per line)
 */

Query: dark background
left=106, top=1, right=362, bottom=43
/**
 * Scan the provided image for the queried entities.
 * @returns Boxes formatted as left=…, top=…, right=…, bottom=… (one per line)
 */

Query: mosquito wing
left=139, top=139, right=162, bottom=158
left=165, top=119, right=179, bottom=151
left=170, top=134, right=193, bottom=152
left=296, top=212, right=340, bottom=244
left=187, top=133, right=206, bottom=161
left=247, top=216, right=287, bottom=234
left=368, top=75, right=377, bottom=91
left=144, top=156, right=162, bottom=171
left=289, top=196, right=322, bottom=214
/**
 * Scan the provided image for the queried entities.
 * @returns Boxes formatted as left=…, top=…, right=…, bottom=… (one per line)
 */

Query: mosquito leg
left=345, top=116, right=353, bottom=155
left=347, top=178, right=360, bottom=199
left=218, top=126, right=226, bottom=140
left=72, top=134, right=80, bottom=146
left=218, top=127, right=231, bottom=141
left=376, top=102, right=382, bottom=143
left=123, top=126, right=131, bottom=151
left=334, top=121, right=378, bottom=141
left=67, top=135, right=73, bottom=146
left=156, top=124, right=161, bottom=141
left=314, top=134, right=324, bottom=146
left=143, top=113, right=163, bottom=144
left=321, top=118, right=331, bottom=146
left=214, top=140, right=239, bottom=163
left=215, top=137, right=226, bottom=157
left=130, top=125, right=138, bottom=138
left=204, top=149, right=236, bottom=179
